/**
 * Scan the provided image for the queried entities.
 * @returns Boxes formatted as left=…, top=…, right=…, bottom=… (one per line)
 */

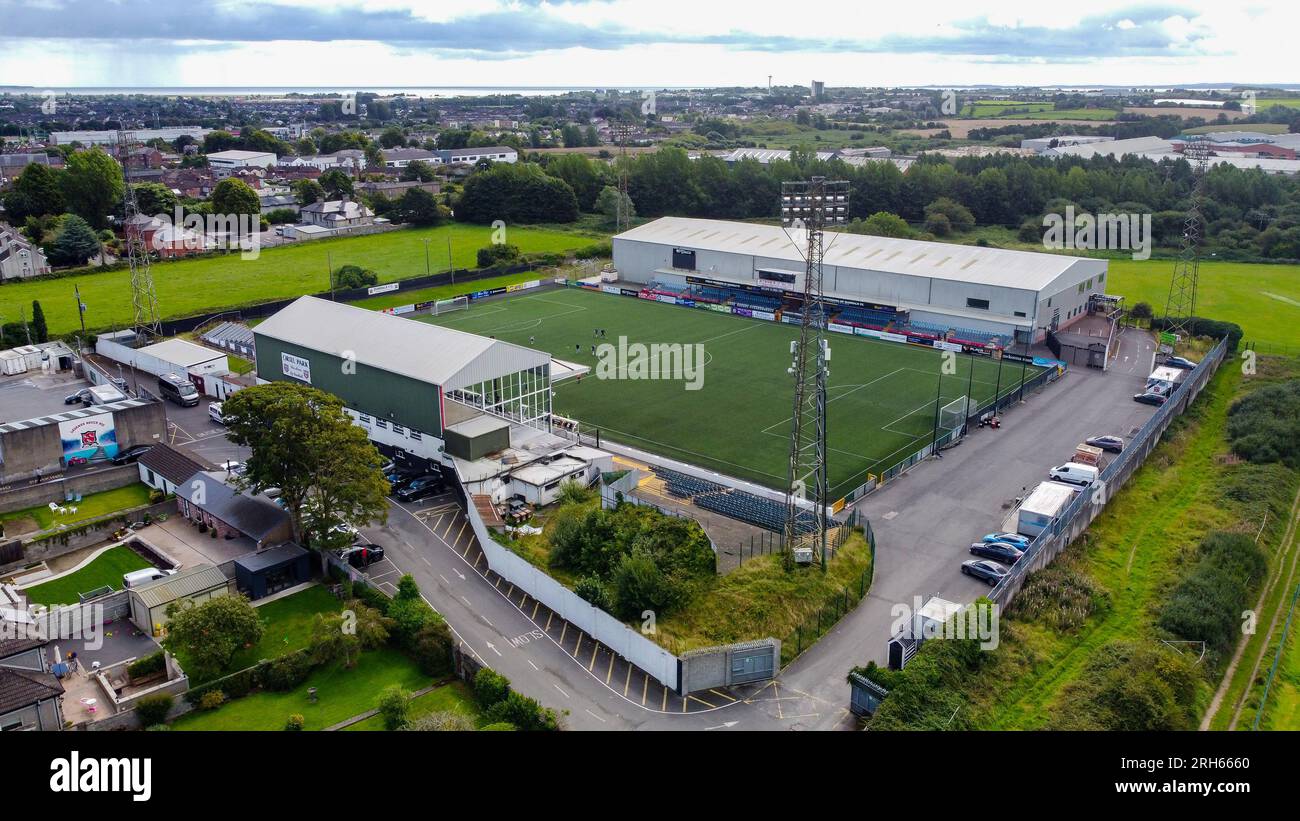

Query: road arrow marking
left=485, top=641, right=502, bottom=656
left=705, top=721, right=739, bottom=730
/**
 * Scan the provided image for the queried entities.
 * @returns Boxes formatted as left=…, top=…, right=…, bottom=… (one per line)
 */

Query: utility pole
left=780, top=177, right=848, bottom=572
left=1163, top=135, right=1212, bottom=339
left=423, top=239, right=431, bottom=275
left=75, top=284, right=87, bottom=336
left=117, top=130, right=161, bottom=342
left=448, top=236, right=454, bottom=284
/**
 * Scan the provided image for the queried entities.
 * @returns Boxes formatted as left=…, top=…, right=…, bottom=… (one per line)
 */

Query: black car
left=1085, top=435, right=1125, bottom=453
left=394, top=475, right=446, bottom=502
left=1164, top=356, right=1197, bottom=370
left=1133, top=391, right=1167, bottom=406
left=969, top=541, right=1024, bottom=564
left=961, top=559, right=1009, bottom=585
left=340, top=543, right=385, bottom=568
left=111, top=444, right=153, bottom=466
left=64, top=389, right=92, bottom=405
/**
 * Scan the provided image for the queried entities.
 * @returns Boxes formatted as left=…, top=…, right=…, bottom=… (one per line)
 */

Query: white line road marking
left=439, top=574, right=450, bottom=585
left=553, top=684, right=570, bottom=699
left=461, top=595, right=472, bottom=606
left=585, top=709, right=607, bottom=723
left=485, top=641, right=502, bottom=656
left=527, top=659, right=539, bottom=671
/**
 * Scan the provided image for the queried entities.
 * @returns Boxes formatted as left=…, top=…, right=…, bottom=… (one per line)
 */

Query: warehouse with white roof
left=612, top=217, right=1109, bottom=343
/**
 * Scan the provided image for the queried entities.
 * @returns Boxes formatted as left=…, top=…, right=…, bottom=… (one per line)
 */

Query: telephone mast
left=780, top=177, right=849, bottom=571
left=116, top=130, right=162, bottom=341
left=1162, top=135, right=1212, bottom=338
left=611, top=123, right=634, bottom=234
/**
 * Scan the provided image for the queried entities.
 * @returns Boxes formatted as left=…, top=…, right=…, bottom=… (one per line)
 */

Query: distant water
left=1, top=86, right=690, bottom=98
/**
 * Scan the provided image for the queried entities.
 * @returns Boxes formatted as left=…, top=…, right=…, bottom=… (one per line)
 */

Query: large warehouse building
left=252, top=296, right=554, bottom=464
left=612, top=217, right=1109, bottom=343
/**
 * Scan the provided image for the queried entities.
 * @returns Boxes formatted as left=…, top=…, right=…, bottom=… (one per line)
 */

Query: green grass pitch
left=418, top=288, right=1044, bottom=500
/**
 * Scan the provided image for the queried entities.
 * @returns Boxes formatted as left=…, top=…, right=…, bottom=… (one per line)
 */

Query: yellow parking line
left=441, top=517, right=457, bottom=540
left=642, top=675, right=649, bottom=706
left=681, top=694, right=687, bottom=713
left=663, top=687, right=669, bottom=712
left=507, top=584, right=514, bottom=599
left=462, top=542, right=471, bottom=557
left=493, top=576, right=502, bottom=589
left=454, top=520, right=468, bottom=545
left=474, top=553, right=484, bottom=569
left=709, top=689, right=736, bottom=702
left=623, top=664, right=632, bottom=697
left=606, top=653, right=615, bottom=685
left=545, top=611, right=553, bottom=631
left=589, top=643, right=598, bottom=671
left=689, top=694, right=717, bottom=709
left=531, top=600, right=540, bottom=620
left=559, top=622, right=567, bottom=644
left=573, top=633, right=584, bottom=657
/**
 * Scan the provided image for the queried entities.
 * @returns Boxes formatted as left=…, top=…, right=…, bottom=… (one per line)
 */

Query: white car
left=208, top=402, right=225, bottom=424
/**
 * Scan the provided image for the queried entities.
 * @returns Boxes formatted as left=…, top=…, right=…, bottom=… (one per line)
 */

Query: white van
left=123, top=568, right=176, bottom=589
left=1049, top=462, right=1099, bottom=486
left=208, top=402, right=224, bottom=424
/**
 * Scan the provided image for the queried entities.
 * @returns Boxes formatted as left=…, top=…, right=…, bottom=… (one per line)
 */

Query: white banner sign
left=281, top=352, right=312, bottom=383
left=367, top=282, right=399, bottom=295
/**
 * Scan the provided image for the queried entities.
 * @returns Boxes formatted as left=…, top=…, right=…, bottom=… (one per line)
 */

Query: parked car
left=961, top=559, right=1009, bottom=586
left=970, top=541, right=1024, bottom=564
left=64, top=388, right=92, bottom=405
left=1049, top=462, right=1099, bottom=486
left=110, top=444, right=153, bottom=466
left=1164, top=356, right=1198, bottom=370
left=394, top=475, right=446, bottom=502
left=123, top=568, right=176, bottom=589
left=1085, top=435, right=1125, bottom=453
left=981, top=532, right=1030, bottom=548
left=219, top=460, right=245, bottom=476
left=1133, top=391, right=1167, bottom=406
left=208, top=402, right=225, bottom=424
left=339, top=543, right=385, bottom=568
left=329, top=521, right=360, bottom=543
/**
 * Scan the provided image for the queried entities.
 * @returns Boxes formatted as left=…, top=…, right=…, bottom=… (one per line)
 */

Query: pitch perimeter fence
left=989, top=336, right=1229, bottom=606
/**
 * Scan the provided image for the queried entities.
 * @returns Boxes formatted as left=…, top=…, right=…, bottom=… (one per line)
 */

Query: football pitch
left=419, top=288, right=1044, bottom=500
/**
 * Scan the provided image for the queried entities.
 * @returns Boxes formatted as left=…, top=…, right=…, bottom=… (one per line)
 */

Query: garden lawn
left=169, top=584, right=345, bottom=683
left=1, top=483, right=153, bottom=537
left=342, top=680, right=480, bottom=730
left=0, top=223, right=605, bottom=335
left=22, top=544, right=152, bottom=606
left=172, top=647, right=431, bottom=731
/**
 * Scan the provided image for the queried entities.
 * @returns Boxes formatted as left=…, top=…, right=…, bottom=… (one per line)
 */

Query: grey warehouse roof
left=132, top=564, right=229, bottom=609
left=615, top=216, right=1095, bottom=292
left=254, top=296, right=551, bottom=391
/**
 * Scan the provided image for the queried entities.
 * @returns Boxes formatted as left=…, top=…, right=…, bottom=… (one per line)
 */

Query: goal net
left=938, top=396, right=970, bottom=434
left=433, top=295, right=469, bottom=315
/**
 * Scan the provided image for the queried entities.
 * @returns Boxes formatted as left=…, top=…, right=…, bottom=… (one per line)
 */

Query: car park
left=110, top=444, right=153, bottom=466
left=339, top=543, right=385, bottom=568
left=981, top=532, right=1030, bottom=548
left=394, top=475, right=446, bottom=502
left=970, top=541, right=1024, bottom=564
left=1085, top=435, right=1125, bottom=453
left=1133, top=391, right=1167, bottom=406
left=1164, top=356, right=1197, bottom=370
left=961, top=559, right=1009, bottom=586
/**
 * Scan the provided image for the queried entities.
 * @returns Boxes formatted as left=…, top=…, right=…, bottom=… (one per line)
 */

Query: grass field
left=169, top=585, right=344, bottom=683
left=0, top=483, right=153, bottom=537
left=0, top=223, right=603, bottom=336
left=21, top=544, right=152, bottom=606
left=353, top=268, right=552, bottom=311
left=1106, top=258, right=1300, bottom=349
left=172, top=646, right=432, bottom=731
left=341, top=680, right=481, bottom=730
left=420, top=287, right=1042, bottom=499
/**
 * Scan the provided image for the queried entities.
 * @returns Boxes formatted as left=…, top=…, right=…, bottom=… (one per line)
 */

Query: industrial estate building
left=611, top=216, right=1109, bottom=343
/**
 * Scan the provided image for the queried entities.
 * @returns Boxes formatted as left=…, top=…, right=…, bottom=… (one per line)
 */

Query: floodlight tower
left=611, top=123, right=634, bottom=234
left=1162, top=135, right=1212, bottom=338
left=116, top=130, right=162, bottom=341
left=780, top=177, right=849, bottom=572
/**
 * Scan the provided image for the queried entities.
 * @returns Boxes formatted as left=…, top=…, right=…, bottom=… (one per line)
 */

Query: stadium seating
left=651, top=466, right=817, bottom=533
left=836, top=306, right=899, bottom=328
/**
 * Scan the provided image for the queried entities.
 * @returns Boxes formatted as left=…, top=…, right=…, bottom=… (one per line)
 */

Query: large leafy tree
left=394, top=187, right=447, bottom=227
left=165, top=594, right=264, bottom=680
left=31, top=301, right=48, bottom=343
left=61, top=148, right=124, bottom=228
left=292, top=178, right=326, bottom=206
left=220, top=382, right=390, bottom=547
left=319, top=168, right=354, bottom=199
left=1, top=162, right=66, bottom=222
left=456, top=162, right=578, bottom=224
left=131, top=182, right=178, bottom=217
left=210, top=177, right=260, bottom=219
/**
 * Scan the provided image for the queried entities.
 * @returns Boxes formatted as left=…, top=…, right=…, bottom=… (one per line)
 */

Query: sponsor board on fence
left=933, top=340, right=963, bottom=353
left=367, top=282, right=400, bottom=296
left=732, top=306, right=752, bottom=318
left=675, top=297, right=696, bottom=308
left=470, top=286, right=507, bottom=300
left=620, top=288, right=640, bottom=297
left=700, top=302, right=730, bottom=313
left=828, top=322, right=855, bottom=335
left=655, top=294, right=677, bottom=304
left=388, top=304, right=416, bottom=315
left=508, top=279, right=541, bottom=293
left=601, top=285, right=621, bottom=295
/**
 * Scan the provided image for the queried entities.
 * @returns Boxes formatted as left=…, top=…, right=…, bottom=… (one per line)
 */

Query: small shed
left=129, top=564, right=231, bottom=636
left=235, top=544, right=312, bottom=600
left=849, top=671, right=889, bottom=717
left=444, top=415, right=511, bottom=461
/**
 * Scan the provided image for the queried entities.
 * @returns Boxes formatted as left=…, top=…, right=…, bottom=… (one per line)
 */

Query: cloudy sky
left=1, top=0, right=1296, bottom=89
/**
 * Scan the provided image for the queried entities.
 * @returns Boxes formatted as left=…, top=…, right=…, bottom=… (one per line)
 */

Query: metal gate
left=730, top=643, right=776, bottom=684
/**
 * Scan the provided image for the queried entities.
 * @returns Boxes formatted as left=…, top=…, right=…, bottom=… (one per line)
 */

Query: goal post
left=433, top=295, right=469, bottom=315
left=938, top=395, right=970, bottom=434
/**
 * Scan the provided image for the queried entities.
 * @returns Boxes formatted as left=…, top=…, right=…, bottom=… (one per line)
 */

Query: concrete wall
left=0, top=500, right=172, bottom=577
left=0, top=463, right=145, bottom=515
left=0, top=401, right=166, bottom=485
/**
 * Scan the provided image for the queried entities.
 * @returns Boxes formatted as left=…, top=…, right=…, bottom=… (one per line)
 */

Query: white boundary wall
left=463, top=499, right=681, bottom=691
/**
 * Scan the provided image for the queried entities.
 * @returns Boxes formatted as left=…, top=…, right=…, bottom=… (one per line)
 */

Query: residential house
left=299, top=197, right=375, bottom=230
left=0, top=224, right=51, bottom=281
left=354, top=179, right=441, bottom=200
left=161, top=167, right=216, bottom=198
left=128, top=564, right=231, bottom=634
left=0, top=630, right=64, bottom=731
left=138, top=442, right=212, bottom=496
left=175, top=470, right=294, bottom=549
